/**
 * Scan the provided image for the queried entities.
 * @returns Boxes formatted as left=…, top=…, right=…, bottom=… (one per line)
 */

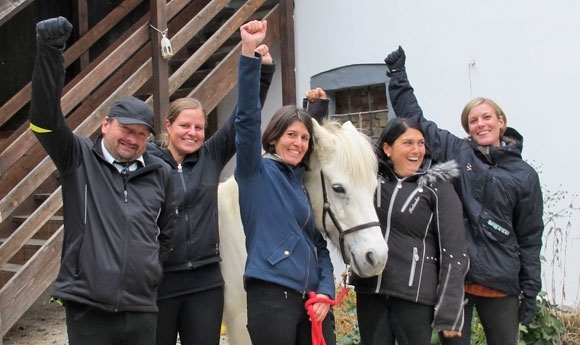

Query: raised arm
left=30, top=17, right=80, bottom=171
left=206, top=43, right=276, bottom=166
left=385, top=46, right=426, bottom=123
left=386, top=46, right=461, bottom=162
left=234, top=20, right=267, bottom=180
left=302, top=87, right=329, bottom=123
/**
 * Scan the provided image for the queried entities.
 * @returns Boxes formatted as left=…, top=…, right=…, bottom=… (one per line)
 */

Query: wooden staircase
left=0, top=0, right=293, bottom=339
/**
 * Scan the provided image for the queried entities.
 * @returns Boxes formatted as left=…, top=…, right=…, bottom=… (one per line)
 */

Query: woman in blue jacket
left=147, top=47, right=275, bottom=345
left=234, top=20, right=335, bottom=345
left=384, top=46, right=544, bottom=345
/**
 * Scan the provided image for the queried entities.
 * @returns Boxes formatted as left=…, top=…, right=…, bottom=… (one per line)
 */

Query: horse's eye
left=331, top=184, right=346, bottom=194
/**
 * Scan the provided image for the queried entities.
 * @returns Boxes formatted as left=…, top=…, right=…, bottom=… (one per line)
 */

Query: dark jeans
left=246, top=278, right=336, bottom=345
left=440, top=294, right=519, bottom=345
left=156, top=286, right=224, bottom=345
left=65, top=301, right=156, bottom=345
left=356, top=293, right=433, bottom=345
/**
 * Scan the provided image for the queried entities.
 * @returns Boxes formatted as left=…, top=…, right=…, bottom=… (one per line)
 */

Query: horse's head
left=305, top=120, right=388, bottom=278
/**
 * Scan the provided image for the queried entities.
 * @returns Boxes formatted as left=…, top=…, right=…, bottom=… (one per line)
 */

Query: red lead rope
left=304, top=285, right=350, bottom=345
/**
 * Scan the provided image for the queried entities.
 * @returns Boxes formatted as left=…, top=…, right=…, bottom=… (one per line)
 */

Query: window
left=331, top=84, right=387, bottom=140
left=308, top=64, right=390, bottom=141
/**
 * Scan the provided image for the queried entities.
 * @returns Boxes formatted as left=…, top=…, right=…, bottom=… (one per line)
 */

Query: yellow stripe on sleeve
left=29, top=123, right=53, bottom=133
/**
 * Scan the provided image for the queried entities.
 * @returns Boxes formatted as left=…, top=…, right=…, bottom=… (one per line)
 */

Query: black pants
left=65, top=301, right=156, bottom=345
left=155, top=286, right=224, bottom=345
left=246, top=278, right=336, bottom=345
left=356, top=293, right=433, bottom=345
left=440, top=294, right=519, bottom=345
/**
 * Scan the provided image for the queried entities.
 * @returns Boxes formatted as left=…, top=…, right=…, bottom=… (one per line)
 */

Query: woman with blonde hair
left=384, top=46, right=544, bottom=345
left=147, top=46, right=275, bottom=345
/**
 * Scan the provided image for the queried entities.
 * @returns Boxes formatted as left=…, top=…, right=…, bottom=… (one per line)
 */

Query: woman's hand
left=440, top=330, right=462, bottom=338
left=240, top=20, right=267, bottom=57
left=255, top=44, right=273, bottom=65
left=305, top=87, right=327, bottom=101
left=312, top=294, right=331, bottom=322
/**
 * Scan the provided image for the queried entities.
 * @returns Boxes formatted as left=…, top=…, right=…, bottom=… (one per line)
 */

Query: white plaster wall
left=294, top=0, right=580, bottom=307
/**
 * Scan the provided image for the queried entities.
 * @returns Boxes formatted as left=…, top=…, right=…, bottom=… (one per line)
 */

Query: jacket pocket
left=481, top=217, right=513, bottom=245
left=267, top=233, right=299, bottom=266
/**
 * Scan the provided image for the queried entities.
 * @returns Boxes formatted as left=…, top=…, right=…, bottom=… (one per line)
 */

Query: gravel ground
left=3, top=301, right=67, bottom=345
left=2, top=301, right=229, bottom=345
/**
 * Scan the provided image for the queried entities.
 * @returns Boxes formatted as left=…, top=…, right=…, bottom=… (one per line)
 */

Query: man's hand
left=384, top=45, right=406, bottom=75
left=36, top=16, right=73, bottom=49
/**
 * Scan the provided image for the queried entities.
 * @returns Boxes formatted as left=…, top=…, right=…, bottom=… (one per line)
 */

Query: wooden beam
left=76, top=0, right=90, bottom=70
left=0, top=228, right=63, bottom=337
left=0, top=0, right=143, bottom=130
left=188, top=5, right=280, bottom=113
left=279, top=0, right=296, bottom=105
left=161, top=0, right=267, bottom=98
left=150, top=0, right=170, bottom=134
left=0, top=187, right=62, bottom=269
left=0, top=0, right=193, bottom=198
left=160, top=0, right=232, bottom=96
left=0, top=0, right=34, bottom=27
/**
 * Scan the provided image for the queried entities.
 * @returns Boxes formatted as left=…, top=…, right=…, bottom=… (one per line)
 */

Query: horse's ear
left=342, top=121, right=357, bottom=132
left=312, top=118, right=336, bottom=160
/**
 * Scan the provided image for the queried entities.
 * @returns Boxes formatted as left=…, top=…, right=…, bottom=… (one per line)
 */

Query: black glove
left=519, top=296, right=537, bottom=324
left=384, top=45, right=406, bottom=76
left=36, top=16, right=73, bottom=49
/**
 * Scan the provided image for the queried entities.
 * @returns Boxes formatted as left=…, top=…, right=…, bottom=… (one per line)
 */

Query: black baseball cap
left=108, top=96, right=155, bottom=134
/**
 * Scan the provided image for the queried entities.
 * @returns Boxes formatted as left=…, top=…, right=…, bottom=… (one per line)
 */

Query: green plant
left=334, top=179, right=580, bottom=345
left=518, top=291, right=566, bottom=345
left=334, top=285, right=360, bottom=345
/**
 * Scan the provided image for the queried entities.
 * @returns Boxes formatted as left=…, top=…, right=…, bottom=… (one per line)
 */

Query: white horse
left=218, top=120, right=388, bottom=345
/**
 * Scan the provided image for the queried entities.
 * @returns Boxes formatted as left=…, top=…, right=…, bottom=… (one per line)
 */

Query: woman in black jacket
left=147, top=45, right=275, bottom=345
left=385, top=46, right=544, bottom=345
left=354, top=118, right=468, bottom=345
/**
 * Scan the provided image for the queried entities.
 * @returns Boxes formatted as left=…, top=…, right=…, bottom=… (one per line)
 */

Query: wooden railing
left=0, top=0, right=288, bottom=338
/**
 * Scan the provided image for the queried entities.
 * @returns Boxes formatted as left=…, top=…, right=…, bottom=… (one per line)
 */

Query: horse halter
left=319, top=171, right=380, bottom=265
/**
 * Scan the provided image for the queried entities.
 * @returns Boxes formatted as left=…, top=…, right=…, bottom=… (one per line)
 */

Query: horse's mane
left=320, top=120, right=378, bottom=179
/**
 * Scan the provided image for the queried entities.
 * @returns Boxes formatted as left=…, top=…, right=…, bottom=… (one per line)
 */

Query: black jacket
left=30, top=39, right=176, bottom=312
left=388, top=70, right=544, bottom=298
left=147, top=63, right=275, bottom=299
left=354, top=159, right=468, bottom=332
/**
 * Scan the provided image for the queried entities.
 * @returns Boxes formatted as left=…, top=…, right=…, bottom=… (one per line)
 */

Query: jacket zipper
left=374, top=178, right=402, bottom=293
left=177, top=163, right=192, bottom=263
left=408, top=246, right=419, bottom=287
left=301, top=188, right=312, bottom=297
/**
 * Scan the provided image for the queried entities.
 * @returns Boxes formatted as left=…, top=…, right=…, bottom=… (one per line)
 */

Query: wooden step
left=2, top=263, right=22, bottom=273
left=0, top=238, right=48, bottom=266
left=0, top=263, right=20, bottom=286
left=12, top=215, right=63, bottom=224
left=11, top=215, right=63, bottom=240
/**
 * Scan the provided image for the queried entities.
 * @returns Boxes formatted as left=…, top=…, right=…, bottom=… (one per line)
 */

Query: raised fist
left=384, top=45, right=406, bottom=76
left=36, top=16, right=73, bottom=49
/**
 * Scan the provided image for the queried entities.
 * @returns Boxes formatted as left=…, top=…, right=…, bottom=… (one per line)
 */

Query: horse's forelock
left=320, top=121, right=378, bottom=181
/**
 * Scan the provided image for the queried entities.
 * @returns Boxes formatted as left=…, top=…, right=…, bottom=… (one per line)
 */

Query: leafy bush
left=334, top=288, right=571, bottom=345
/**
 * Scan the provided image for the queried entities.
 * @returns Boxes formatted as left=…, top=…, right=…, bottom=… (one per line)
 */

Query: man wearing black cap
left=29, top=16, right=176, bottom=345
